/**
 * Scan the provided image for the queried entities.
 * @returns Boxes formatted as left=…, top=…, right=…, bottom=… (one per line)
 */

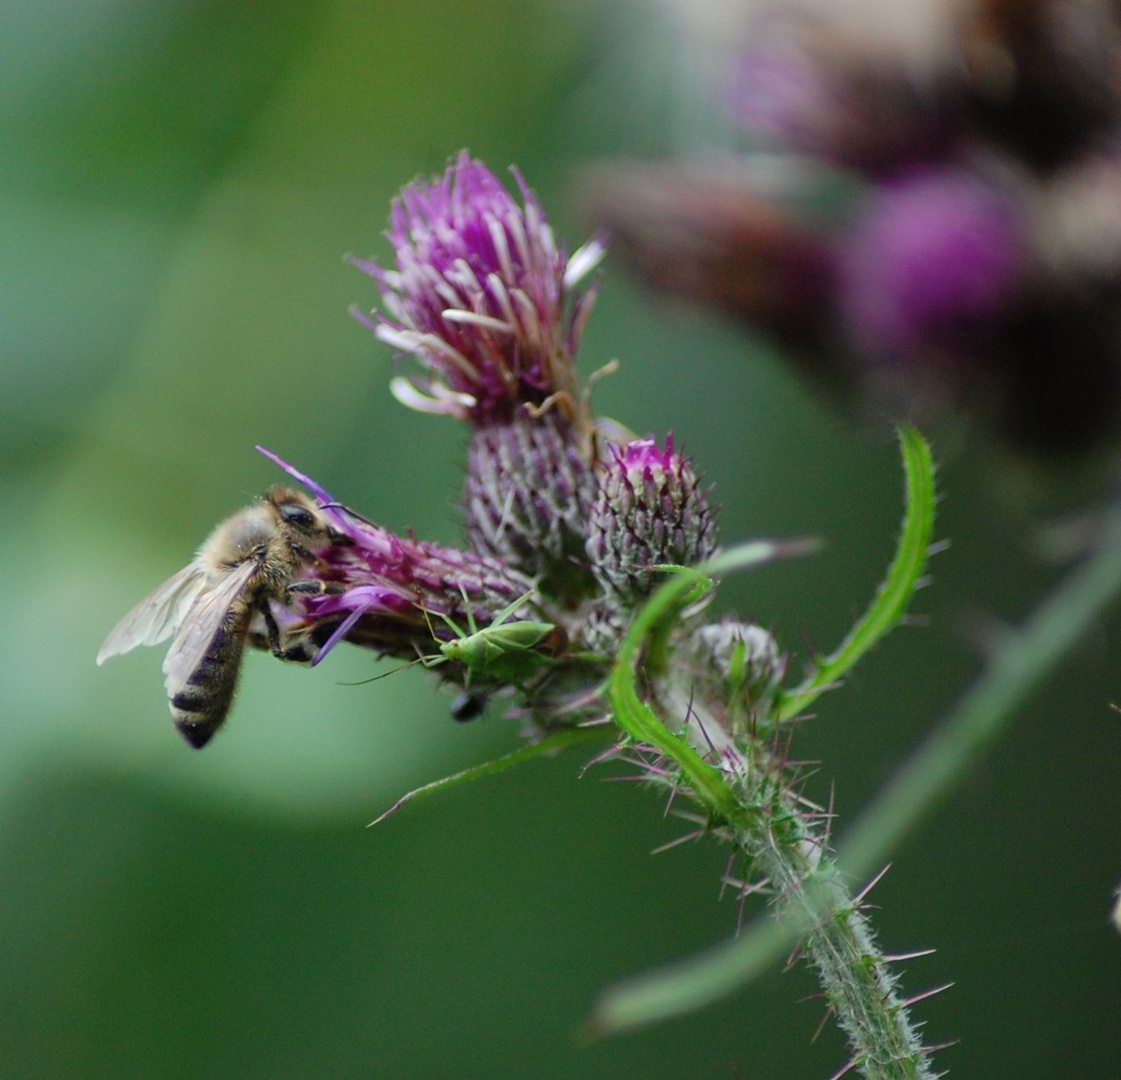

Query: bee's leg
left=284, top=580, right=345, bottom=600
left=260, top=604, right=286, bottom=659
left=274, top=619, right=344, bottom=663
left=263, top=582, right=344, bottom=662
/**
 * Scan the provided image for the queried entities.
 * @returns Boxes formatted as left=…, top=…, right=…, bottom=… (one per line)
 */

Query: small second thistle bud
left=681, top=617, right=785, bottom=721
left=587, top=436, right=719, bottom=607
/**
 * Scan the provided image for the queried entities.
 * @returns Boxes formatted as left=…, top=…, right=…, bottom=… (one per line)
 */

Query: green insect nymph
left=433, top=590, right=555, bottom=687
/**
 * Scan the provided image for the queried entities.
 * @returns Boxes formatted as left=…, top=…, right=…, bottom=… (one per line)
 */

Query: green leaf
left=606, top=541, right=813, bottom=827
left=368, top=727, right=606, bottom=826
left=776, top=424, right=937, bottom=721
left=836, top=498, right=1121, bottom=882
left=586, top=915, right=794, bottom=1035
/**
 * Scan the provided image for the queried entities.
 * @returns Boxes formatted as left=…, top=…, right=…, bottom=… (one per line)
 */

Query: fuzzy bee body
left=97, top=487, right=344, bottom=748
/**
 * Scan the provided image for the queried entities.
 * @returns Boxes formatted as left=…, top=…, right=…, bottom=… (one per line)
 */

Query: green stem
left=593, top=503, right=1121, bottom=1034
left=755, top=843, right=934, bottom=1080
left=838, top=501, right=1121, bottom=879
left=612, top=681, right=935, bottom=1076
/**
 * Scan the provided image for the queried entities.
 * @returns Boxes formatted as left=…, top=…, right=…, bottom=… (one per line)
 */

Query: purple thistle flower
left=308, top=522, right=536, bottom=666
left=353, top=151, right=605, bottom=426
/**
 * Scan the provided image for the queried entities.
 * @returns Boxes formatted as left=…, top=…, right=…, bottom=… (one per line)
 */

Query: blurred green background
left=2, top=1, right=1118, bottom=1077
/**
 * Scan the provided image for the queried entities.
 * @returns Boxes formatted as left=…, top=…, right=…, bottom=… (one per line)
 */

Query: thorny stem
left=599, top=432, right=941, bottom=1077
left=669, top=691, right=936, bottom=1080
left=591, top=489, right=1121, bottom=1051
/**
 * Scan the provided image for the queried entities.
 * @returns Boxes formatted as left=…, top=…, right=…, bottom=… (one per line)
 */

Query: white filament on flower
left=565, top=238, right=607, bottom=287
left=389, top=375, right=476, bottom=416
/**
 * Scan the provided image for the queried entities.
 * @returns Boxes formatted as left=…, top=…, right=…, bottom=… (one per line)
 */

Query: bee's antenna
left=318, top=501, right=378, bottom=528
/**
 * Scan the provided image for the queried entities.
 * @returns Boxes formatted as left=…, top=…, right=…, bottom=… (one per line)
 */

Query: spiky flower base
left=464, top=407, right=597, bottom=603
left=587, top=436, right=718, bottom=604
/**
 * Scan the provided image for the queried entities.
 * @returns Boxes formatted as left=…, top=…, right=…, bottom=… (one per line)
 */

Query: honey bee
left=97, top=487, right=347, bottom=748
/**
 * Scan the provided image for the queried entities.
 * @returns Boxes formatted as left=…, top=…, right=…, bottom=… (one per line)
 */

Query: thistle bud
left=587, top=436, right=718, bottom=606
left=682, top=618, right=785, bottom=718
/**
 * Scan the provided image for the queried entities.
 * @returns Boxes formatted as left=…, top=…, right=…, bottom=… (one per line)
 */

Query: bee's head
left=264, top=487, right=352, bottom=546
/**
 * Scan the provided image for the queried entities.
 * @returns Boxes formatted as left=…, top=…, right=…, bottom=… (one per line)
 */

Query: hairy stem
left=673, top=694, right=936, bottom=1079
left=596, top=428, right=942, bottom=1075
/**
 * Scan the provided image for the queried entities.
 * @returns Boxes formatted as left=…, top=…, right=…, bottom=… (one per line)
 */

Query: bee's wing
left=97, top=563, right=211, bottom=665
left=161, top=558, right=259, bottom=699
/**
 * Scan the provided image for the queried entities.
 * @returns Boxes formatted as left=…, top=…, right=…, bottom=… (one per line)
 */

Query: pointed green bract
left=369, top=727, right=606, bottom=826
left=776, top=424, right=936, bottom=721
left=606, top=541, right=819, bottom=827
left=606, top=562, right=744, bottom=825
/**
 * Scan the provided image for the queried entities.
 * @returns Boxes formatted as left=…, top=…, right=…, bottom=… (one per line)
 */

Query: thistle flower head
left=587, top=435, right=719, bottom=604
left=256, top=448, right=535, bottom=674
left=307, top=520, right=537, bottom=669
left=353, top=152, right=604, bottom=426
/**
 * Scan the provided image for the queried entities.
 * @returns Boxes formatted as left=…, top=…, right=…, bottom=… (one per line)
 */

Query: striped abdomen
left=169, top=603, right=253, bottom=749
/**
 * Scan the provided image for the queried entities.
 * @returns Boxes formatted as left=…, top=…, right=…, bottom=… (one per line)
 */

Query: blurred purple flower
left=730, top=41, right=949, bottom=173
left=731, top=43, right=832, bottom=150
left=584, top=0, right=1121, bottom=459
left=838, top=168, right=1027, bottom=358
left=582, top=159, right=836, bottom=345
